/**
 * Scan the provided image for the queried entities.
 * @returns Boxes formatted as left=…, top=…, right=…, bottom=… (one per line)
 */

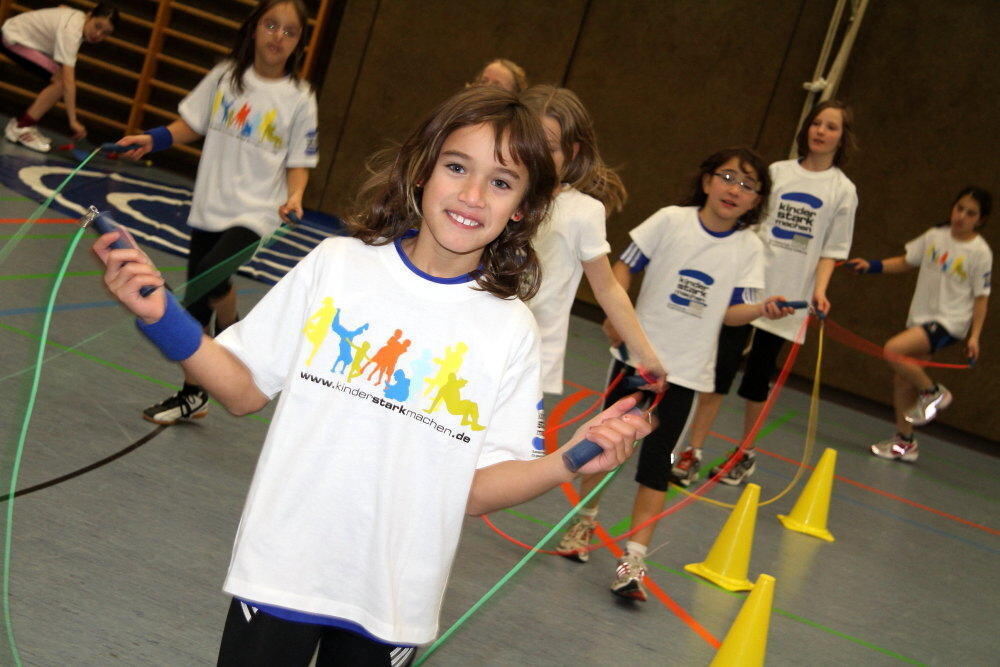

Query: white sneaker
left=610, top=551, right=648, bottom=601
left=904, top=384, right=952, bottom=426
left=4, top=120, right=51, bottom=152
left=870, top=435, right=919, bottom=462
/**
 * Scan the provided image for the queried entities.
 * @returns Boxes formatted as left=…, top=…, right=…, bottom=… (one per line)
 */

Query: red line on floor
left=547, top=391, right=720, bottom=649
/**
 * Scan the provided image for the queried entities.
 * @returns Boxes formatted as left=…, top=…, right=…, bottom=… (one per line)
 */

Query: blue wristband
left=136, top=291, right=203, bottom=361
left=867, top=259, right=883, bottom=274
left=145, top=126, right=173, bottom=153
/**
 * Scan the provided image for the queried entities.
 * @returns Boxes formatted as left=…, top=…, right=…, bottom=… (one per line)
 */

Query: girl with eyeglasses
left=557, top=147, right=793, bottom=599
left=114, top=0, right=318, bottom=426
left=847, top=186, right=992, bottom=461
left=671, top=100, right=859, bottom=488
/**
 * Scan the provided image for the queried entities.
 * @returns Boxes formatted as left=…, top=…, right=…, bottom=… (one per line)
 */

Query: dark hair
left=520, top=85, right=627, bottom=214
left=681, top=147, right=771, bottom=230
left=229, top=0, right=309, bottom=94
left=89, top=2, right=119, bottom=29
left=937, top=185, right=993, bottom=229
left=796, top=100, right=856, bottom=167
left=349, top=86, right=557, bottom=300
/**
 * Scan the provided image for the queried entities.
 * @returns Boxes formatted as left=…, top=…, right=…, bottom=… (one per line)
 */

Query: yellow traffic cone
left=710, top=574, right=776, bottom=667
left=777, top=447, right=836, bottom=541
left=684, top=483, right=759, bottom=591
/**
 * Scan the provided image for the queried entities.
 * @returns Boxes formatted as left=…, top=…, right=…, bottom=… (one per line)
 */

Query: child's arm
left=845, top=255, right=912, bottom=274
left=280, top=167, right=310, bottom=223
left=583, top=256, right=666, bottom=388
left=966, top=295, right=988, bottom=362
left=724, top=296, right=794, bottom=327
left=93, top=232, right=270, bottom=415
left=812, top=257, right=837, bottom=315
left=601, top=260, right=635, bottom=346
left=60, top=65, right=85, bottom=139
left=115, top=119, right=203, bottom=160
left=466, top=395, right=651, bottom=516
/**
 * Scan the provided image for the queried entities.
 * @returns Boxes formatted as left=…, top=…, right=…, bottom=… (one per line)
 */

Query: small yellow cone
left=777, top=447, right=836, bottom=541
left=710, top=573, right=776, bottom=667
left=684, top=483, right=759, bottom=591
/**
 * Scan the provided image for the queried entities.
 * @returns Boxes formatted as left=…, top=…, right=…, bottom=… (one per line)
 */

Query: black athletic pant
left=185, top=226, right=261, bottom=327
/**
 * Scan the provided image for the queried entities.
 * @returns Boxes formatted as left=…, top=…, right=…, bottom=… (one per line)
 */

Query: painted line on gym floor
left=546, top=391, right=721, bottom=649
left=0, top=286, right=263, bottom=319
left=0, top=266, right=185, bottom=282
left=0, top=321, right=271, bottom=426
left=0, top=218, right=75, bottom=224
left=0, top=233, right=76, bottom=240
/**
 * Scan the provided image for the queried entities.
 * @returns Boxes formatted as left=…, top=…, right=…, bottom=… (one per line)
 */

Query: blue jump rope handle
left=775, top=300, right=809, bottom=309
left=101, top=142, right=135, bottom=153
left=286, top=211, right=302, bottom=225
left=90, top=211, right=156, bottom=297
left=562, top=406, right=646, bottom=473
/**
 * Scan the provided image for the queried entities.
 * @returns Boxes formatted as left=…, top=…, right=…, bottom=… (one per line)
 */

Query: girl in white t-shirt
left=520, top=85, right=665, bottom=394
left=93, top=86, right=650, bottom=663
left=672, top=101, right=859, bottom=488
left=847, top=186, right=992, bottom=462
left=556, top=147, right=794, bottom=601
left=116, top=0, right=319, bottom=426
left=1, top=2, right=117, bottom=152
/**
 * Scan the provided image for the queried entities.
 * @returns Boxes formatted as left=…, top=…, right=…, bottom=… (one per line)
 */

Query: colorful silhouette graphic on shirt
left=330, top=311, right=369, bottom=374
left=260, top=109, right=283, bottom=148
left=302, top=297, right=336, bottom=366
left=384, top=369, right=410, bottom=402
left=346, top=341, right=372, bottom=382
left=426, top=373, right=485, bottom=431
left=408, top=349, right=434, bottom=397
left=424, top=342, right=468, bottom=396
left=361, top=329, right=411, bottom=386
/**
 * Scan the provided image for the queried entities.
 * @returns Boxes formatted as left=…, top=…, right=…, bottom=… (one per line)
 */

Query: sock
left=897, top=432, right=913, bottom=443
left=578, top=506, right=598, bottom=521
left=182, top=382, right=202, bottom=395
left=16, top=113, right=37, bottom=128
left=625, top=541, right=647, bottom=558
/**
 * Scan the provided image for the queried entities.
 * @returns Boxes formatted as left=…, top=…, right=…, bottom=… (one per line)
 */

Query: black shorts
left=185, top=226, right=261, bottom=326
left=736, top=327, right=788, bottom=403
left=712, top=324, right=752, bottom=394
left=217, top=598, right=416, bottom=667
left=920, top=321, right=959, bottom=352
left=0, top=40, right=55, bottom=81
left=604, top=359, right=697, bottom=492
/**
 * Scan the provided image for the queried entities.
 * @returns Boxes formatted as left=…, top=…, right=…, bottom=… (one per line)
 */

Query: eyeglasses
left=713, top=170, right=760, bottom=194
left=260, top=21, right=301, bottom=39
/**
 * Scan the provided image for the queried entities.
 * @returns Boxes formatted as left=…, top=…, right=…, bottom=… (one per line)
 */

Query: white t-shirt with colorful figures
left=215, top=234, right=543, bottom=645
left=904, top=226, right=992, bottom=338
left=528, top=186, right=611, bottom=394
left=1, top=6, right=85, bottom=65
left=624, top=206, right=765, bottom=393
left=179, top=62, right=319, bottom=238
left=752, top=159, right=857, bottom=343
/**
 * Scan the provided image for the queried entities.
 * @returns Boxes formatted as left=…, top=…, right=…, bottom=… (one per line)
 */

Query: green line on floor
left=0, top=197, right=31, bottom=202
left=0, top=266, right=184, bottom=281
left=0, top=234, right=76, bottom=240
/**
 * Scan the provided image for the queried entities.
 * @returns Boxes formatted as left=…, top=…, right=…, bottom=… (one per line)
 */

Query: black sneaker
left=711, top=450, right=756, bottom=486
left=142, top=389, right=209, bottom=425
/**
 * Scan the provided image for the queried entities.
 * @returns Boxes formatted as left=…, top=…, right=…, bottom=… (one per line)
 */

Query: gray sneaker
left=556, top=516, right=596, bottom=563
left=610, top=552, right=647, bottom=601
left=904, top=385, right=952, bottom=426
left=870, top=435, right=919, bottom=462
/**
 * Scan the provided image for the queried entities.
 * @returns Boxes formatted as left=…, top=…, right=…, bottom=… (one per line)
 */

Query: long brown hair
left=520, top=85, right=627, bottom=214
left=228, top=0, right=310, bottom=94
left=349, top=86, right=556, bottom=300
left=796, top=100, right=857, bottom=167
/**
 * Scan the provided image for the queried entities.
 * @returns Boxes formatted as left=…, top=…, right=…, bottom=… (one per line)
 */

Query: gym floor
left=0, top=126, right=996, bottom=666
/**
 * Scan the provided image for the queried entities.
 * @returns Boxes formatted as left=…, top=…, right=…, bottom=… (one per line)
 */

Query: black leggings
left=217, top=599, right=417, bottom=667
left=185, top=226, right=261, bottom=327
left=736, top=327, right=788, bottom=402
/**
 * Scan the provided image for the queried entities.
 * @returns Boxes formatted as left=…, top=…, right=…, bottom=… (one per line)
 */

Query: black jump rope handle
left=88, top=210, right=156, bottom=297
left=285, top=211, right=302, bottom=225
left=562, top=370, right=651, bottom=473
left=100, top=142, right=136, bottom=153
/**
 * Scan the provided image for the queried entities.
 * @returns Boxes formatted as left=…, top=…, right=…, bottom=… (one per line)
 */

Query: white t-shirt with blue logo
left=905, top=226, right=992, bottom=338
left=752, top=159, right=857, bottom=342
left=180, top=62, right=319, bottom=238
left=528, top=186, right=611, bottom=393
left=215, top=236, right=543, bottom=644
left=626, top=206, right=765, bottom=393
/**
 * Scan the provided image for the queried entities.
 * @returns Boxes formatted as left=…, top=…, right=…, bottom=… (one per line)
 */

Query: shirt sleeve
left=52, top=11, right=84, bottom=65
left=628, top=208, right=669, bottom=262
left=285, top=89, right=320, bottom=168
left=972, top=245, right=993, bottom=297
left=476, top=313, right=543, bottom=468
left=576, top=199, right=611, bottom=262
left=215, top=241, right=327, bottom=398
left=178, top=65, right=228, bottom=135
left=904, top=230, right=929, bottom=267
left=821, top=183, right=857, bottom=260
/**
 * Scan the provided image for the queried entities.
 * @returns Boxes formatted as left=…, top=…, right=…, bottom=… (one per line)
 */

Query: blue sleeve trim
left=619, top=242, right=649, bottom=273
left=729, top=287, right=760, bottom=305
